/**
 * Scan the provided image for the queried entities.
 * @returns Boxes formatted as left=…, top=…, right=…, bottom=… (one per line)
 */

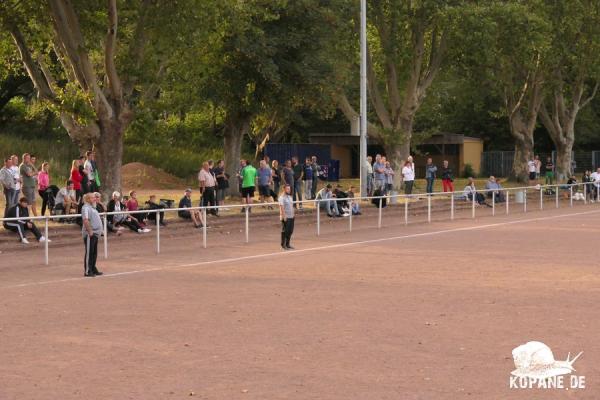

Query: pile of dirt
left=121, top=162, right=187, bottom=190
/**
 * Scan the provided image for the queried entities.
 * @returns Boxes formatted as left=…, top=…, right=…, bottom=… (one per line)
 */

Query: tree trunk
left=555, top=139, right=573, bottom=180
left=94, top=119, right=124, bottom=199
left=224, top=116, right=249, bottom=197
left=384, top=117, right=412, bottom=190
left=511, top=135, right=533, bottom=183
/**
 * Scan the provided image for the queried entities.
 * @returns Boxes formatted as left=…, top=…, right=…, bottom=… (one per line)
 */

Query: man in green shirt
left=241, top=160, right=257, bottom=212
left=19, top=153, right=38, bottom=216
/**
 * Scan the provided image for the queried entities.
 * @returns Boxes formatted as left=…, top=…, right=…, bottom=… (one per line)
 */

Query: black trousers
left=38, top=190, right=49, bottom=216
left=280, top=218, right=294, bottom=247
left=4, top=221, right=42, bottom=241
left=202, top=187, right=218, bottom=215
left=83, top=234, right=99, bottom=275
left=147, top=209, right=165, bottom=223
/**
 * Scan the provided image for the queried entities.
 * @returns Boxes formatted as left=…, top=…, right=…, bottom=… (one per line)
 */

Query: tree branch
left=336, top=92, right=382, bottom=138
left=105, top=0, right=123, bottom=102
left=366, top=48, right=393, bottom=129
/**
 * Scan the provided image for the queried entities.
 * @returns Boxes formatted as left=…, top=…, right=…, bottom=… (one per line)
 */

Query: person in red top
left=70, top=159, right=83, bottom=200
left=125, top=190, right=147, bottom=225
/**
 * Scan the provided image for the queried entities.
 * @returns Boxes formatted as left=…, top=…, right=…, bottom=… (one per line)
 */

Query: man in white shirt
left=527, top=157, right=537, bottom=184
left=199, top=161, right=218, bottom=216
left=591, top=168, right=600, bottom=201
left=55, top=180, right=77, bottom=214
left=402, top=158, right=415, bottom=195
left=10, top=154, right=21, bottom=206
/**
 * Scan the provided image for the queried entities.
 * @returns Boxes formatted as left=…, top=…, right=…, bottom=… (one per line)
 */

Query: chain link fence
left=482, top=150, right=600, bottom=177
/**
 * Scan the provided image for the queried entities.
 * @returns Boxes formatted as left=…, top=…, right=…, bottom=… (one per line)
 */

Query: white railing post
left=506, top=189, right=510, bottom=215
left=492, top=191, right=495, bottom=216
left=44, top=217, right=49, bottom=265
left=202, top=208, right=207, bottom=249
left=555, top=185, right=559, bottom=208
left=570, top=186, right=573, bottom=207
left=316, top=200, right=320, bottom=236
left=539, top=188, right=543, bottom=210
left=450, top=193, right=454, bottom=220
left=103, top=214, right=108, bottom=259
left=349, top=202, right=353, bottom=232
left=243, top=206, right=248, bottom=243
left=155, top=209, right=160, bottom=254
left=404, top=196, right=408, bottom=225
left=427, top=194, right=431, bottom=223
left=378, top=197, right=382, bottom=229
left=471, top=191, right=476, bottom=219
left=524, top=189, right=527, bottom=213
left=584, top=183, right=587, bottom=205
left=597, top=184, right=599, bottom=202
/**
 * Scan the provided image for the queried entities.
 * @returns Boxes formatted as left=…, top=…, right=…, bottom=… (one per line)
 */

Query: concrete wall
left=460, top=140, right=483, bottom=175
left=331, top=145, right=352, bottom=178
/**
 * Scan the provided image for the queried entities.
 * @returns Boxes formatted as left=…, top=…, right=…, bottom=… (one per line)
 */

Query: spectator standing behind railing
left=310, top=156, right=320, bottom=199
left=582, top=170, right=593, bottom=202
left=279, top=184, right=295, bottom=250
left=257, top=160, right=273, bottom=208
left=441, top=160, right=454, bottom=192
left=1, top=157, right=17, bottom=210
left=544, top=156, right=555, bottom=186
left=199, top=161, right=218, bottom=216
left=70, top=159, right=83, bottom=200
left=37, top=162, right=50, bottom=216
left=2, top=197, right=48, bottom=244
left=366, top=155, right=373, bottom=196
left=240, top=160, right=257, bottom=213
left=84, top=151, right=99, bottom=193
left=591, top=168, right=600, bottom=202
left=425, top=158, right=437, bottom=194
left=384, top=160, right=395, bottom=194
left=402, top=160, right=415, bottom=195
left=373, top=154, right=386, bottom=193
left=20, top=153, right=38, bottom=216
left=291, top=156, right=303, bottom=210
left=303, top=157, right=313, bottom=200
left=213, top=160, right=229, bottom=210
left=10, top=155, right=21, bottom=205
left=271, top=159, right=281, bottom=198
left=81, top=193, right=103, bottom=277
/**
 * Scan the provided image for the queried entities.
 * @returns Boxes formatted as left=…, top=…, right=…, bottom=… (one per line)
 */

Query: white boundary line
left=3, top=208, right=600, bottom=289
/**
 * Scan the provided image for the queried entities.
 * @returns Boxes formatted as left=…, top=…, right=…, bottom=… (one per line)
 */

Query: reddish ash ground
left=1, top=200, right=599, bottom=399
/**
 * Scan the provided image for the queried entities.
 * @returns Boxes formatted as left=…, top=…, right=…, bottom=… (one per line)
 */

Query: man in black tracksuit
left=3, top=197, right=43, bottom=244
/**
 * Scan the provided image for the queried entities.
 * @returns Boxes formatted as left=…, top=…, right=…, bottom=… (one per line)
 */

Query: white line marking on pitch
left=3, top=208, right=600, bottom=289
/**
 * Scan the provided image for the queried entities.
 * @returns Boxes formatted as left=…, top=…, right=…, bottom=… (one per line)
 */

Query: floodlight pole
left=359, top=0, right=368, bottom=197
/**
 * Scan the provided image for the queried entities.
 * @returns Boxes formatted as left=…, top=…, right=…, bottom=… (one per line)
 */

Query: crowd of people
left=3, top=150, right=600, bottom=273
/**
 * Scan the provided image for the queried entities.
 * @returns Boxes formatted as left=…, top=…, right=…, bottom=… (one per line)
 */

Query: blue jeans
left=293, top=180, right=303, bottom=207
left=426, top=178, right=434, bottom=194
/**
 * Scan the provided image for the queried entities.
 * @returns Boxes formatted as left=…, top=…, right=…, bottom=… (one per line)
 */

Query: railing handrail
left=0, top=181, right=594, bottom=223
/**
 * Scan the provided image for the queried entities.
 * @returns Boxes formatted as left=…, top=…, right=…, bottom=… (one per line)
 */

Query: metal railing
left=1, top=182, right=598, bottom=265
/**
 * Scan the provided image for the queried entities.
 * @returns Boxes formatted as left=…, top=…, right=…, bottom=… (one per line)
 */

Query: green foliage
left=462, top=163, right=475, bottom=179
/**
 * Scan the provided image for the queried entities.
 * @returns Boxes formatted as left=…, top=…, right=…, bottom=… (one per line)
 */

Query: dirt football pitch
left=1, top=200, right=599, bottom=399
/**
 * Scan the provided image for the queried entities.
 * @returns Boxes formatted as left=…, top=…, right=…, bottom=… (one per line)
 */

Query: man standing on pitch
left=82, top=193, right=103, bottom=277
left=279, top=184, right=295, bottom=250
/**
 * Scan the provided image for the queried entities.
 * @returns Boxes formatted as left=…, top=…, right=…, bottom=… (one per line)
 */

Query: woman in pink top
left=38, top=162, right=50, bottom=215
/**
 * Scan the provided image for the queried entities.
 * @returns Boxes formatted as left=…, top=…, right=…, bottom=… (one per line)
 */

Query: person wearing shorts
left=257, top=160, right=273, bottom=206
left=241, top=160, right=257, bottom=212
left=19, top=153, right=38, bottom=216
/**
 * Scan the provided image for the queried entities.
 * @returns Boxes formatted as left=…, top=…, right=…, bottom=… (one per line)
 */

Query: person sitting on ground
left=107, top=191, right=150, bottom=233
left=315, top=184, right=341, bottom=217
left=3, top=197, right=49, bottom=244
left=55, top=180, right=78, bottom=215
left=347, top=186, right=362, bottom=215
left=463, top=177, right=487, bottom=205
left=484, top=176, right=505, bottom=202
left=145, top=195, right=166, bottom=226
left=333, top=184, right=350, bottom=215
left=125, top=190, right=147, bottom=226
left=178, top=188, right=205, bottom=228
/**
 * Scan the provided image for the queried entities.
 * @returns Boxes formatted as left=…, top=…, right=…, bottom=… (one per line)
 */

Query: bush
left=462, top=163, right=475, bottom=178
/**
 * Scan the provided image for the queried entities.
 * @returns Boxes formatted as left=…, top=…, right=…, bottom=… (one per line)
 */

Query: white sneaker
left=142, top=228, right=151, bottom=233
left=342, top=213, right=350, bottom=217
left=137, top=229, right=143, bottom=233
left=21, top=238, right=30, bottom=244
left=38, top=236, right=51, bottom=243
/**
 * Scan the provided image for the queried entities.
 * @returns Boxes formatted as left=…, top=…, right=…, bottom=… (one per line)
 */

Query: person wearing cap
left=278, top=184, right=295, bottom=250
left=81, top=193, right=103, bottom=276
left=3, top=197, right=49, bottom=244
left=178, top=188, right=205, bottom=228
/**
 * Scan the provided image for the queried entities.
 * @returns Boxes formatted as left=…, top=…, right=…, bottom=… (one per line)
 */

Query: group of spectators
left=366, top=155, right=456, bottom=196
